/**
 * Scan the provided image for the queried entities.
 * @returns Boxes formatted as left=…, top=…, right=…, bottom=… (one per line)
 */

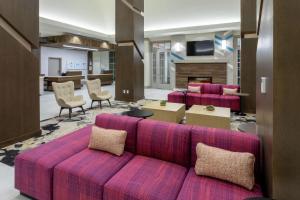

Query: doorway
left=48, top=57, right=61, bottom=76
left=151, top=41, right=171, bottom=89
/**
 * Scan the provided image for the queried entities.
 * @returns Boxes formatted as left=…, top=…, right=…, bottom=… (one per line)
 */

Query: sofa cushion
left=222, top=84, right=240, bottom=91
left=190, top=127, right=261, bottom=180
left=176, top=168, right=262, bottom=200
left=188, top=85, right=201, bottom=93
left=104, top=155, right=187, bottom=200
left=95, top=113, right=141, bottom=153
left=200, top=94, right=221, bottom=106
left=54, top=149, right=134, bottom=200
left=15, top=125, right=92, bottom=200
left=220, top=95, right=240, bottom=111
left=195, top=143, right=255, bottom=190
left=202, top=84, right=222, bottom=94
left=186, top=93, right=201, bottom=107
left=88, top=126, right=127, bottom=156
left=137, top=119, right=191, bottom=167
left=168, top=91, right=185, bottom=104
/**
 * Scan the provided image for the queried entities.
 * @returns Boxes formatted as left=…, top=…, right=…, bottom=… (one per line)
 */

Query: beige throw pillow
left=188, top=86, right=201, bottom=93
left=88, top=126, right=127, bottom=156
left=223, top=88, right=238, bottom=95
left=195, top=143, right=255, bottom=190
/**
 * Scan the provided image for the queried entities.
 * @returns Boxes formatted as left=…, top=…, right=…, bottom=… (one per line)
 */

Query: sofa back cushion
left=188, top=83, right=222, bottom=94
left=95, top=114, right=142, bottom=153
left=137, top=119, right=191, bottom=167
left=191, top=127, right=261, bottom=180
left=222, top=84, right=240, bottom=92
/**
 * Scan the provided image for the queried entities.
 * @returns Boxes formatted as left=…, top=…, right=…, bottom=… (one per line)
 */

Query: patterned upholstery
left=54, top=149, right=134, bottom=200
left=199, top=94, right=221, bottom=106
left=168, top=91, right=185, bottom=104
left=103, top=155, right=187, bottom=200
left=186, top=93, right=201, bottom=107
left=15, top=125, right=92, bottom=200
left=95, top=114, right=142, bottom=153
left=137, top=119, right=191, bottom=167
left=176, top=169, right=263, bottom=200
left=87, top=79, right=112, bottom=101
left=52, top=81, right=85, bottom=108
left=190, top=126, right=261, bottom=181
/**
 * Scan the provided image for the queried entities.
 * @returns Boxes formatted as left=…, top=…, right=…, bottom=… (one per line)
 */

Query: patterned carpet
left=0, top=100, right=256, bottom=167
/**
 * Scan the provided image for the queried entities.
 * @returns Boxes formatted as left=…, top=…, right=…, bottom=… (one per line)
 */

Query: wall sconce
left=221, top=40, right=227, bottom=50
left=173, top=42, right=185, bottom=52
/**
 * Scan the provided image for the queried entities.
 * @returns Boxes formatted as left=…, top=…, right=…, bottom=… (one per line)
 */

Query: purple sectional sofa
left=15, top=113, right=263, bottom=200
left=168, top=83, right=241, bottom=111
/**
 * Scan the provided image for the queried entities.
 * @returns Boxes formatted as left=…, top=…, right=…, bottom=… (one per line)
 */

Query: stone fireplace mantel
left=175, top=62, right=227, bottom=88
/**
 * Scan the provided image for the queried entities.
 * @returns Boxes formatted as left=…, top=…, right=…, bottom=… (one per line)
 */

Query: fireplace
left=188, top=76, right=212, bottom=84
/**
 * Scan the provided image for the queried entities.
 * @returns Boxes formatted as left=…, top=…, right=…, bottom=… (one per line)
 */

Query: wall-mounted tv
left=187, top=40, right=214, bottom=56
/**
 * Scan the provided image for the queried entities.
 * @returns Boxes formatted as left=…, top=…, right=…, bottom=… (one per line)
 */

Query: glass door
left=151, top=41, right=171, bottom=89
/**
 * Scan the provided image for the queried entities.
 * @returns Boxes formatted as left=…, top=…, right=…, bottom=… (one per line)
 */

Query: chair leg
left=80, top=106, right=85, bottom=115
left=69, top=108, right=72, bottom=119
left=91, top=100, right=94, bottom=109
left=59, top=107, right=63, bottom=117
left=107, top=99, right=112, bottom=107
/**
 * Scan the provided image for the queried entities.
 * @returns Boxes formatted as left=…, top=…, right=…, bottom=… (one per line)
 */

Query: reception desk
left=87, top=74, right=113, bottom=85
left=44, top=75, right=85, bottom=91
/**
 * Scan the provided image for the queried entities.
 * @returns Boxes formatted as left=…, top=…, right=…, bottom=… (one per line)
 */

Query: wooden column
left=0, top=0, right=41, bottom=147
left=115, top=0, right=144, bottom=102
left=257, top=0, right=300, bottom=198
left=240, top=0, right=257, bottom=113
left=87, top=51, right=93, bottom=74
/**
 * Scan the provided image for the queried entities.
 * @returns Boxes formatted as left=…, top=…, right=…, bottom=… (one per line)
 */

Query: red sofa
left=168, top=83, right=241, bottom=111
left=15, top=114, right=263, bottom=200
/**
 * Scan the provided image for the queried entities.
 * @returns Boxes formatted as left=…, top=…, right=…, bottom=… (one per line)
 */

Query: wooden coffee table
left=142, top=101, right=185, bottom=123
left=186, top=105, right=231, bottom=129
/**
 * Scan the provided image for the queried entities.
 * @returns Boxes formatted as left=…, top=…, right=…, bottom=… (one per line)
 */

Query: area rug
left=0, top=100, right=256, bottom=167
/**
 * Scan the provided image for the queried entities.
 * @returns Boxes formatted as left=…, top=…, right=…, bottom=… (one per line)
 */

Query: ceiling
left=40, top=0, right=240, bottom=40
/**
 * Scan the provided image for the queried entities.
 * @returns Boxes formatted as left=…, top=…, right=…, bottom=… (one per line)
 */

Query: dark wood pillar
left=257, top=0, right=300, bottom=199
left=0, top=0, right=41, bottom=147
left=88, top=51, right=93, bottom=74
left=240, top=0, right=257, bottom=113
left=115, top=0, right=144, bottom=102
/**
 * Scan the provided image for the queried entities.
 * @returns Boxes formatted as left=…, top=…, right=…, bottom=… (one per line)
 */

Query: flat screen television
left=186, top=40, right=214, bottom=56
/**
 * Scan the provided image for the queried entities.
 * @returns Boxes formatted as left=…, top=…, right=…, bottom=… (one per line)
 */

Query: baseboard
left=0, top=129, right=41, bottom=148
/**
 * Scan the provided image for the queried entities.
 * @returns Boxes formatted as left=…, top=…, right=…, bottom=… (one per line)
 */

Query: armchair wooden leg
left=80, top=106, right=85, bottom=115
left=107, top=99, right=112, bottom=107
left=69, top=108, right=72, bottom=119
left=99, top=101, right=102, bottom=109
left=59, top=107, right=64, bottom=117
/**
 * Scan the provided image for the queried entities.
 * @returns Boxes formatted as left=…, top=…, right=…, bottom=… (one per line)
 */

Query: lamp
left=221, top=40, right=227, bottom=50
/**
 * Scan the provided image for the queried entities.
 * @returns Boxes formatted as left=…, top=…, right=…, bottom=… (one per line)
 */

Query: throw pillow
left=88, top=126, right=127, bottom=156
left=223, top=88, right=238, bottom=95
left=188, top=86, right=201, bottom=93
left=195, top=142, right=255, bottom=190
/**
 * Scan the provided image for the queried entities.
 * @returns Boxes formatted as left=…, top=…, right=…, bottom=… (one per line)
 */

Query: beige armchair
left=52, top=81, right=86, bottom=119
left=86, top=79, right=112, bottom=109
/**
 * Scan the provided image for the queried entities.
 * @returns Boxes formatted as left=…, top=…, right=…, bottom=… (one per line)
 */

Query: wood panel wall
left=115, top=0, right=144, bottom=102
left=241, top=38, right=257, bottom=113
left=257, top=0, right=300, bottom=199
left=0, top=0, right=40, bottom=147
left=241, top=0, right=257, bottom=113
left=175, top=63, right=227, bottom=88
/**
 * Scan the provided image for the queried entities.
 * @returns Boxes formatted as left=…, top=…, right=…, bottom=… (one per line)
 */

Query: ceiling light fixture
left=121, top=0, right=144, bottom=17
left=63, top=45, right=98, bottom=51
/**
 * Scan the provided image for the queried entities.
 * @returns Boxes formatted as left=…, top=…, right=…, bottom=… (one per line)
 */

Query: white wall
left=144, top=39, right=151, bottom=87
left=146, top=31, right=239, bottom=87
left=93, top=51, right=110, bottom=74
left=40, top=46, right=88, bottom=76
